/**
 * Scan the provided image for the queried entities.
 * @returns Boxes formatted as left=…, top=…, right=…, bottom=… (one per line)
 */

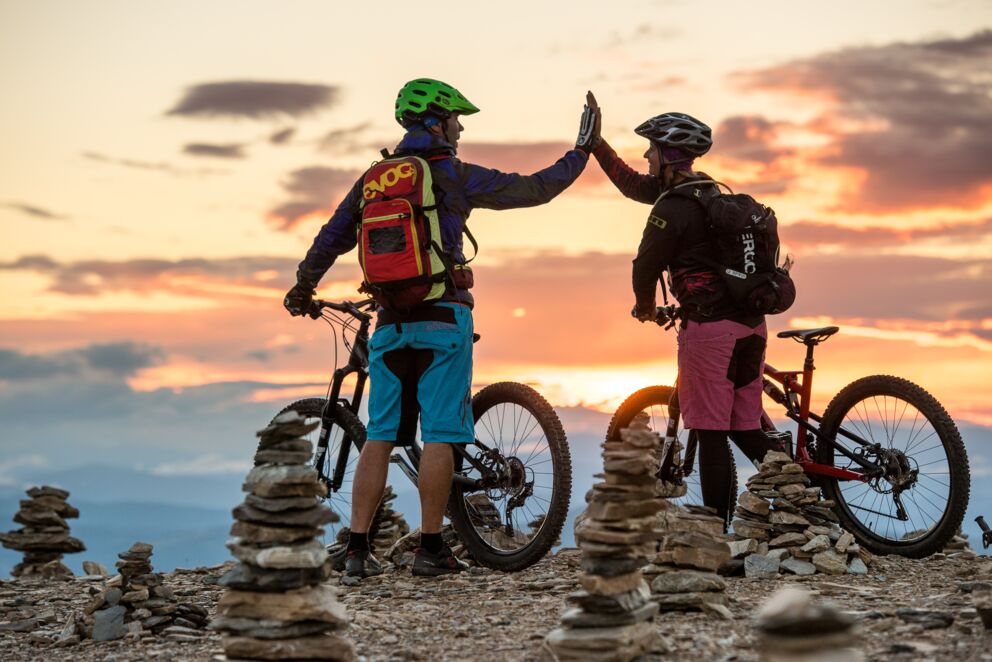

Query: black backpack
left=665, top=181, right=796, bottom=315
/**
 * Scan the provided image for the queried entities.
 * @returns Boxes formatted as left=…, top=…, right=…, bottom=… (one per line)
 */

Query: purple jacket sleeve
left=297, top=176, right=364, bottom=283
left=459, top=149, right=588, bottom=210
left=592, top=139, right=661, bottom=205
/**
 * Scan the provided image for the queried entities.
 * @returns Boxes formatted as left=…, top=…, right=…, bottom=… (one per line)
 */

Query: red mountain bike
left=606, top=305, right=970, bottom=558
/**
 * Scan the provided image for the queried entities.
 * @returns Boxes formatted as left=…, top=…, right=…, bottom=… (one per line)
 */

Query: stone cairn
left=645, top=502, right=732, bottom=618
left=755, top=586, right=862, bottom=661
left=544, top=415, right=664, bottom=661
left=85, top=541, right=209, bottom=641
left=372, top=486, right=409, bottom=552
left=0, top=486, right=84, bottom=578
left=212, top=411, right=355, bottom=661
left=730, top=451, right=871, bottom=578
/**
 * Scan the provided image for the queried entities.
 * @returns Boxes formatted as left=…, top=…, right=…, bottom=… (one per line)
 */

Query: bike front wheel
left=446, top=382, right=573, bottom=571
left=271, top=399, right=368, bottom=546
left=606, top=386, right=737, bottom=513
left=816, top=375, right=970, bottom=558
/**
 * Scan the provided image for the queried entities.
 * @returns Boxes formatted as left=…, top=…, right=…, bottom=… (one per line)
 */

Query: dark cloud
left=269, top=127, right=296, bottom=145
left=0, top=342, right=163, bottom=381
left=318, top=122, right=373, bottom=154
left=3, top=202, right=68, bottom=221
left=182, top=143, right=247, bottom=159
left=268, top=166, right=362, bottom=230
left=785, top=217, right=992, bottom=251
left=714, top=116, right=792, bottom=165
left=739, top=30, right=992, bottom=211
left=0, top=254, right=341, bottom=297
left=82, top=151, right=225, bottom=176
left=166, top=81, right=339, bottom=120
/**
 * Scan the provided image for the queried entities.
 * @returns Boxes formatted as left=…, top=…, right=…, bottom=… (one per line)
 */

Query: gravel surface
left=1, top=549, right=991, bottom=661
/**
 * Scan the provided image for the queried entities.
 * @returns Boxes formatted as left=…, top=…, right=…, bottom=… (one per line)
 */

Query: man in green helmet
left=284, top=79, right=598, bottom=579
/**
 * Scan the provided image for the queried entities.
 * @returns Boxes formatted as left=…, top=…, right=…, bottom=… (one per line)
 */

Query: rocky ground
left=1, top=548, right=991, bottom=661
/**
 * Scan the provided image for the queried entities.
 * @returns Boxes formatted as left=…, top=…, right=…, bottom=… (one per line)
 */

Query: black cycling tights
left=696, top=429, right=784, bottom=524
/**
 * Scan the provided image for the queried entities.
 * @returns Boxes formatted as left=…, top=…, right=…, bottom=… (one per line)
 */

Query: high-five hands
left=575, top=90, right=602, bottom=153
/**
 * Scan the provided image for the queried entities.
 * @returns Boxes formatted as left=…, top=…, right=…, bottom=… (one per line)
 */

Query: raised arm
left=458, top=149, right=588, bottom=211
left=593, top=138, right=662, bottom=205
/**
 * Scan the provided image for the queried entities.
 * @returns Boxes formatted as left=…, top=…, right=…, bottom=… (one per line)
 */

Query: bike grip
left=977, top=515, right=991, bottom=532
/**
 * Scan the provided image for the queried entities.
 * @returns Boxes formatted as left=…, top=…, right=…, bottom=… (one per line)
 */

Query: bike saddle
left=777, top=326, right=840, bottom=345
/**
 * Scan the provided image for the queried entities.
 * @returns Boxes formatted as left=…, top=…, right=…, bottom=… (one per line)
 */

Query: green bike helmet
left=395, top=78, right=480, bottom=128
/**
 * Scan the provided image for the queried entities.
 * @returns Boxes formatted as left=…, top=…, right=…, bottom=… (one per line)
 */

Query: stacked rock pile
left=544, top=415, right=664, bottom=660
left=0, top=486, right=84, bottom=578
left=730, top=451, right=871, bottom=577
left=645, top=503, right=732, bottom=617
left=212, top=411, right=355, bottom=661
left=85, top=542, right=209, bottom=642
left=372, top=486, right=410, bottom=552
left=755, top=586, right=862, bottom=661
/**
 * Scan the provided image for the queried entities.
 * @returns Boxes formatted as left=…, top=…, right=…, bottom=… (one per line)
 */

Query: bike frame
left=761, top=340, right=872, bottom=483
left=311, top=300, right=493, bottom=496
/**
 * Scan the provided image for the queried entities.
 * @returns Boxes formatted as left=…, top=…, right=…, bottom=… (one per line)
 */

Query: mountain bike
left=270, top=298, right=572, bottom=571
left=606, top=305, right=970, bottom=559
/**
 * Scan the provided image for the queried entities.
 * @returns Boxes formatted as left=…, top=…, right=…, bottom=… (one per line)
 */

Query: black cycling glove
left=284, top=282, right=315, bottom=317
left=575, top=102, right=601, bottom=153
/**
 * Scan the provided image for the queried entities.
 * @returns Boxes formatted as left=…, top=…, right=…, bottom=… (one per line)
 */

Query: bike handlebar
left=308, top=298, right=376, bottom=322
left=653, top=305, right=681, bottom=330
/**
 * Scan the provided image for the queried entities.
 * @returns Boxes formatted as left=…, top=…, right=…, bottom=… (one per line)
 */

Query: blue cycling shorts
left=366, top=303, right=474, bottom=444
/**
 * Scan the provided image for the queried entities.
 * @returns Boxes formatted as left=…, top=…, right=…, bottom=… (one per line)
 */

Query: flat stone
left=244, top=494, right=322, bottom=513
left=0, top=531, right=85, bottom=552
left=14, top=509, right=68, bottom=528
left=762, top=451, right=793, bottom=464
left=739, top=491, right=771, bottom=517
left=769, top=532, right=808, bottom=547
left=121, top=588, right=149, bottom=603
left=744, top=554, right=781, bottom=579
left=586, top=498, right=663, bottom=521
left=835, top=531, right=855, bottom=553
left=767, top=548, right=791, bottom=562
left=757, top=586, right=854, bottom=636
left=118, top=542, right=153, bottom=560
left=812, top=549, right=849, bottom=575
left=566, top=584, right=652, bottom=614
left=560, top=602, right=659, bottom=628
left=233, top=502, right=337, bottom=527
left=804, top=505, right=839, bottom=522
left=781, top=558, right=817, bottom=576
left=20, top=496, right=79, bottom=518
left=210, top=616, right=333, bottom=639
left=603, top=454, right=658, bottom=475
left=769, top=511, right=810, bottom=526
left=92, top=605, right=127, bottom=642
left=728, top=538, right=759, bottom=558
left=82, top=561, right=108, bottom=576
left=223, top=632, right=356, bottom=661
left=654, top=590, right=728, bottom=611
left=254, top=449, right=313, bottom=465
left=244, top=464, right=318, bottom=487
left=896, top=608, right=954, bottom=629
left=545, top=620, right=657, bottom=653
left=651, top=570, right=726, bottom=594
left=216, top=585, right=348, bottom=625
left=579, top=571, right=645, bottom=596
left=732, top=519, right=772, bottom=540
left=663, top=532, right=731, bottom=572
left=580, top=555, right=646, bottom=577
left=230, top=520, right=323, bottom=544
left=227, top=539, right=328, bottom=569
left=26, top=486, right=69, bottom=500
left=801, top=535, right=831, bottom=554
left=848, top=557, right=868, bottom=575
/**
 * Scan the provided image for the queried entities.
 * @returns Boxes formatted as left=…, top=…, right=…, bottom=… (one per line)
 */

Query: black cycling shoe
left=329, top=545, right=347, bottom=572
left=344, top=549, right=383, bottom=579
left=411, top=545, right=469, bottom=577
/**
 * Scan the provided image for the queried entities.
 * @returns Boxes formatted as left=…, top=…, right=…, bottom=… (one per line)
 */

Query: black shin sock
left=420, top=532, right=443, bottom=554
left=696, top=429, right=733, bottom=524
left=729, top=429, right=782, bottom=466
left=346, top=530, right=369, bottom=553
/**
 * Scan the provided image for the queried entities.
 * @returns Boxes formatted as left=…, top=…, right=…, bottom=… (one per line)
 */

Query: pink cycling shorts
left=677, top=318, right=767, bottom=431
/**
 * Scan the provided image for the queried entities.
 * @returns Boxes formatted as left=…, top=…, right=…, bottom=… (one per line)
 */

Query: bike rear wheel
left=816, top=375, right=970, bottom=558
left=446, top=382, right=572, bottom=571
left=606, top=386, right=737, bottom=513
left=271, top=399, right=371, bottom=547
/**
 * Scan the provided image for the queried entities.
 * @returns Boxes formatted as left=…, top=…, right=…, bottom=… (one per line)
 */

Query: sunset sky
left=2, top=1, right=991, bottom=498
